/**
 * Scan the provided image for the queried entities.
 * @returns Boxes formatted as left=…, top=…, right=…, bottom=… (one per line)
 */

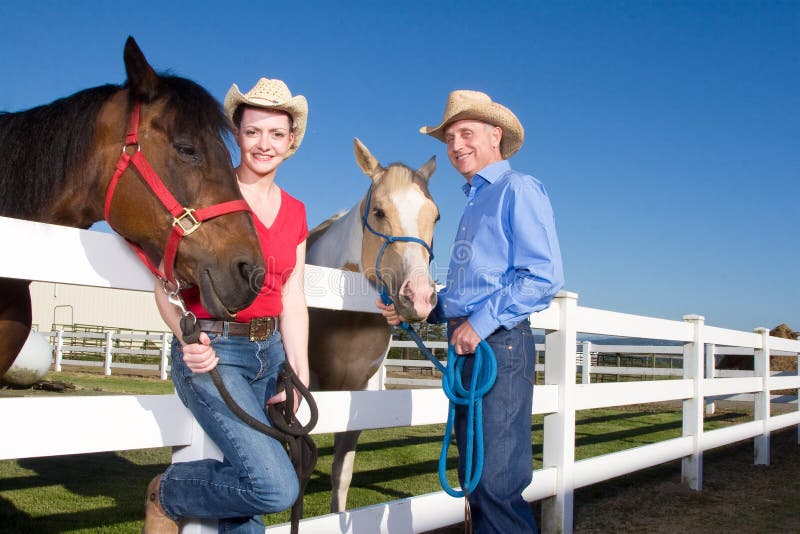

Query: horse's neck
left=306, top=199, right=364, bottom=272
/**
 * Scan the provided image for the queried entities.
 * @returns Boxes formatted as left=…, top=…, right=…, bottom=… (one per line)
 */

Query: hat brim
left=420, top=105, right=523, bottom=160
left=224, top=84, right=308, bottom=158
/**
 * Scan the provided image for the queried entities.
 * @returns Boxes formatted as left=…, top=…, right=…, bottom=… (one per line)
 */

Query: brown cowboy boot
left=143, top=474, right=180, bottom=533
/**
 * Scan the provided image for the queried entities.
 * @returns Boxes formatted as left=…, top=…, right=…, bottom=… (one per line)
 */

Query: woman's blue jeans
left=449, top=318, right=538, bottom=534
left=160, top=331, right=299, bottom=533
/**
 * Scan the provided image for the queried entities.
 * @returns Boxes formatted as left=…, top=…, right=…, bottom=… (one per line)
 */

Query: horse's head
left=355, top=138, right=438, bottom=322
left=102, top=38, right=264, bottom=318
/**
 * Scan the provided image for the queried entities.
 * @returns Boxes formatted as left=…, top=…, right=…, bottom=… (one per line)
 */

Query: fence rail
left=1, top=215, right=799, bottom=534
left=42, top=330, right=799, bottom=389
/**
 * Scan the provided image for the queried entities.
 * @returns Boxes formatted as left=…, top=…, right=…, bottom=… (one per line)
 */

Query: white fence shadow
left=1, top=216, right=799, bottom=534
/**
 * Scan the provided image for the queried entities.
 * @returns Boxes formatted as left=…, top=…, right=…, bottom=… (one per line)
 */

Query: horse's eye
left=174, top=143, right=201, bottom=163
left=373, top=208, right=385, bottom=219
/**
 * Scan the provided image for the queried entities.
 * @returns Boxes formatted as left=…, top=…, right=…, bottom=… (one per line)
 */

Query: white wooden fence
left=1, top=215, right=799, bottom=534
left=42, top=332, right=799, bottom=401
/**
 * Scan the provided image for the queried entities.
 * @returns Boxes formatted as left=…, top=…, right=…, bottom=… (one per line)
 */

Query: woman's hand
left=181, top=332, right=219, bottom=373
left=267, top=388, right=301, bottom=413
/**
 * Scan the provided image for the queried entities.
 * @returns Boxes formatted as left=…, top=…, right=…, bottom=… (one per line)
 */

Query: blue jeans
left=160, top=331, right=299, bottom=534
left=449, top=318, right=537, bottom=534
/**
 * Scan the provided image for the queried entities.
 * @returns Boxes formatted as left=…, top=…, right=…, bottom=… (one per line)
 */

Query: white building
left=30, top=282, right=169, bottom=333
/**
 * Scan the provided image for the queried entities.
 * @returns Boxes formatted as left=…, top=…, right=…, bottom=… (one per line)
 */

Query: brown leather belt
left=197, top=317, right=278, bottom=342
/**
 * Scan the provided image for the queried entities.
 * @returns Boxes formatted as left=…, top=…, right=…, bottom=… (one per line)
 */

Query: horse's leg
left=0, top=278, right=33, bottom=377
left=330, top=429, right=362, bottom=513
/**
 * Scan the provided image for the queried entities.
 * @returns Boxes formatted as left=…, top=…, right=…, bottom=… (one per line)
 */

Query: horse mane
left=0, top=74, right=231, bottom=220
left=0, top=84, right=119, bottom=219
left=157, top=75, right=232, bottom=141
left=307, top=210, right=348, bottom=249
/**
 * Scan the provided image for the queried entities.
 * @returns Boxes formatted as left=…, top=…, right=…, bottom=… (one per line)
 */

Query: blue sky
left=1, top=1, right=797, bottom=333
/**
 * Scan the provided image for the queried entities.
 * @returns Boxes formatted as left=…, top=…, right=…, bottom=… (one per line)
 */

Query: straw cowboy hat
left=224, top=78, right=308, bottom=158
left=420, top=90, right=524, bottom=159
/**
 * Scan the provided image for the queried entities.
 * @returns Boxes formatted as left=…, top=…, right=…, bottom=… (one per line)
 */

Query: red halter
left=104, top=102, right=250, bottom=286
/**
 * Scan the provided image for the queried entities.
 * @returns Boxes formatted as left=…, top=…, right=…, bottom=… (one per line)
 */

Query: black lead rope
left=180, top=316, right=318, bottom=534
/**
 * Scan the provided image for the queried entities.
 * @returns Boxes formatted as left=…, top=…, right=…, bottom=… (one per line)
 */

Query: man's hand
left=450, top=321, right=481, bottom=355
left=376, top=299, right=407, bottom=326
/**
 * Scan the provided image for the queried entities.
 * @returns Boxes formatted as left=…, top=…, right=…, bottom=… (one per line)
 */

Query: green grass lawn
left=0, top=369, right=175, bottom=397
left=0, top=371, right=754, bottom=533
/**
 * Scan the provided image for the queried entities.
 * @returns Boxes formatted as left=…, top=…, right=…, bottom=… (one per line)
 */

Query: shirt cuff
left=426, top=298, right=446, bottom=324
left=468, top=308, right=501, bottom=340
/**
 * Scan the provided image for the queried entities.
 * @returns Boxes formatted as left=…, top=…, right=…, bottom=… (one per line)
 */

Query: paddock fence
left=36, top=329, right=800, bottom=401
left=1, top=215, right=799, bottom=534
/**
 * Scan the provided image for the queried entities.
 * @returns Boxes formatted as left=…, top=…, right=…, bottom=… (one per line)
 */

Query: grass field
left=0, top=370, right=766, bottom=533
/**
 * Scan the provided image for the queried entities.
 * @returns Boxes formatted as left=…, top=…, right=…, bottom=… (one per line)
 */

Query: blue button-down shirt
left=432, top=160, right=564, bottom=339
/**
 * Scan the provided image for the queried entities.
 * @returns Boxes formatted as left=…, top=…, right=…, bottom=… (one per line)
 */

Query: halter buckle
left=174, top=208, right=201, bottom=235
left=121, top=142, right=141, bottom=156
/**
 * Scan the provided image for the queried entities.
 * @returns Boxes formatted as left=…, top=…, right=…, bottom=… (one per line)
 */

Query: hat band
left=249, top=96, right=281, bottom=105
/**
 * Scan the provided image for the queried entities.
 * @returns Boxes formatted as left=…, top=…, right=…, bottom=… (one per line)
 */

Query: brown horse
left=0, top=37, right=264, bottom=377
left=306, top=138, right=439, bottom=511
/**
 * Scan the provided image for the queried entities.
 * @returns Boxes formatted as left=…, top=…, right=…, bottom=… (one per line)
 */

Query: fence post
left=753, top=327, right=770, bottom=465
left=681, top=314, right=705, bottom=490
left=172, top=418, right=222, bottom=534
left=378, top=362, right=387, bottom=391
left=104, top=331, right=113, bottom=376
left=160, top=333, right=170, bottom=381
left=367, top=339, right=391, bottom=391
left=54, top=329, right=64, bottom=372
left=541, top=291, right=578, bottom=534
left=705, top=343, right=716, bottom=415
left=580, top=340, right=591, bottom=384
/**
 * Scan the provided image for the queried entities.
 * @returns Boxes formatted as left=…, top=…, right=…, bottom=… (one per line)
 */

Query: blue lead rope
left=400, top=321, right=497, bottom=497
left=364, top=183, right=496, bottom=497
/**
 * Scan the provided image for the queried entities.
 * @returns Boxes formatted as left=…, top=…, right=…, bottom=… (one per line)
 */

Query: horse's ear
left=123, top=36, right=160, bottom=102
left=353, top=138, right=383, bottom=180
left=416, top=156, right=436, bottom=183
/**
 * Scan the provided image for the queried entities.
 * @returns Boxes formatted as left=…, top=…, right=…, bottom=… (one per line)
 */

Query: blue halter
left=362, top=183, right=496, bottom=498
left=361, top=183, right=434, bottom=306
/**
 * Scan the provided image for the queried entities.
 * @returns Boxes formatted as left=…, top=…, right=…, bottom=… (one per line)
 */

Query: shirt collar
left=461, top=160, right=510, bottom=196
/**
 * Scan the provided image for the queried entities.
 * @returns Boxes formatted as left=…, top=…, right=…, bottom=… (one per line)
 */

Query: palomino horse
left=306, top=138, right=439, bottom=511
left=0, top=37, right=264, bottom=377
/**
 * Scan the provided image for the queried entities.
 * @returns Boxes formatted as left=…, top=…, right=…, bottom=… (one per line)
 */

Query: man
left=378, top=90, right=564, bottom=533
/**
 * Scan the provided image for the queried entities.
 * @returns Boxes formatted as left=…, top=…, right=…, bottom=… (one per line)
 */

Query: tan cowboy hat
left=224, top=77, right=308, bottom=158
left=420, top=90, right=524, bottom=159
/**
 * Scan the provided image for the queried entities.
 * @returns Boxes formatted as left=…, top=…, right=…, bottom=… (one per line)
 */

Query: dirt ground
left=570, top=420, right=799, bottom=533
left=428, top=402, right=800, bottom=534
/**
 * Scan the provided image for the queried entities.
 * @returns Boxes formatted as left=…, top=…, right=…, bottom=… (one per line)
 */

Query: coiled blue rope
left=400, top=321, right=496, bottom=497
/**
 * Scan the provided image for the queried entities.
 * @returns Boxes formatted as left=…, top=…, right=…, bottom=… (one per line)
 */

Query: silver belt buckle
left=249, top=317, right=274, bottom=342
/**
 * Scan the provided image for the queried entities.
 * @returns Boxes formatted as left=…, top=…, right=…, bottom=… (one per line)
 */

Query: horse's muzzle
left=396, top=277, right=437, bottom=322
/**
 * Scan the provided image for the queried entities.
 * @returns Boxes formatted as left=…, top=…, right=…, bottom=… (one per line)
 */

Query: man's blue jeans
left=160, top=331, right=299, bottom=533
left=449, top=318, right=538, bottom=533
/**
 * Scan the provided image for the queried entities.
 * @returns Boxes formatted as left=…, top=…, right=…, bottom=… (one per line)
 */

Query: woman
left=144, top=78, right=310, bottom=533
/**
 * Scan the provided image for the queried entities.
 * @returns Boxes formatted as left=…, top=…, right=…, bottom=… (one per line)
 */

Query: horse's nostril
left=238, top=262, right=263, bottom=294
left=399, top=279, right=413, bottom=297
left=238, top=262, right=252, bottom=280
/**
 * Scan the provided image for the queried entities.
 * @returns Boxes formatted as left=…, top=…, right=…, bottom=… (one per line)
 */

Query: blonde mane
left=306, top=210, right=347, bottom=249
